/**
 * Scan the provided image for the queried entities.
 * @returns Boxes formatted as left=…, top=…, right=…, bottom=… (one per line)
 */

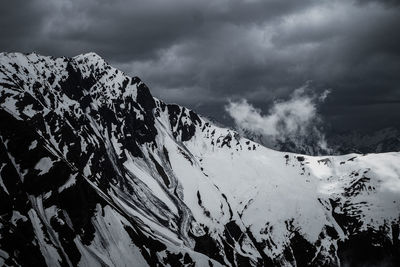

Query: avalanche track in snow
left=0, top=52, right=399, bottom=267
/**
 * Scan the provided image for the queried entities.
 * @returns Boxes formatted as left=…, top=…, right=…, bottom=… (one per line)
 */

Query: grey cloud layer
left=1, top=0, right=399, bottom=131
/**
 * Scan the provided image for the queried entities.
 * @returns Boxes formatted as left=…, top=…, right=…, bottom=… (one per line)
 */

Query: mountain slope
left=0, top=52, right=399, bottom=266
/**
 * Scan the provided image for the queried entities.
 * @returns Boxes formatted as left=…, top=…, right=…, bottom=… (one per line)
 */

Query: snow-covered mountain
left=0, top=52, right=399, bottom=266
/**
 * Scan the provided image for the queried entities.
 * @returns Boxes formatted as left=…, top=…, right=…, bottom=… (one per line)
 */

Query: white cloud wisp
left=225, top=85, right=331, bottom=154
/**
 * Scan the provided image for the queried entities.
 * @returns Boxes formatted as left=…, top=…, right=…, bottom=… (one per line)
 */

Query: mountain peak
left=73, top=52, right=108, bottom=72
left=74, top=51, right=104, bottom=61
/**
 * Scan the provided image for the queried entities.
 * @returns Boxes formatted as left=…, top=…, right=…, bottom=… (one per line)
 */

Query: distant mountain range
left=241, top=127, right=400, bottom=156
left=0, top=52, right=399, bottom=266
left=329, top=127, right=400, bottom=154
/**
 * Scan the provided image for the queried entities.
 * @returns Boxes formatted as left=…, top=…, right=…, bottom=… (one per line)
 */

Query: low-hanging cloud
left=225, top=84, right=331, bottom=153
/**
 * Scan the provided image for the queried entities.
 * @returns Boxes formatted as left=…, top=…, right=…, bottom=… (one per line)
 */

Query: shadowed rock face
left=0, top=52, right=399, bottom=266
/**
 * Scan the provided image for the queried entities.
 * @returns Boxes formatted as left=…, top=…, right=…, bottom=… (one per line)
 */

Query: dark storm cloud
left=356, top=0, right=400, bottom=7
left=0, top=0, right=50, bottom=52
left=1, top=0, right=317, bottom=59
left=1, top=0, right=399, bottom=131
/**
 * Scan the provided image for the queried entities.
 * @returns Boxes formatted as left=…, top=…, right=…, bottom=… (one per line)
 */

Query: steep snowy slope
left=0, top=52, right=399, bottom=266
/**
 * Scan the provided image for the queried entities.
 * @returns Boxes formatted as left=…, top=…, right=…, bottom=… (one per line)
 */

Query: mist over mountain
left=225, top=87, right=400, bottom=156
left=0, top=52, right=399, bottom=266
left=225, top=85, right=331, bottom=155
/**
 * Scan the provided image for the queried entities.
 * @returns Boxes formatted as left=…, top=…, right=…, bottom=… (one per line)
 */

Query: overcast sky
left=1, top=0, right=399, bottom=132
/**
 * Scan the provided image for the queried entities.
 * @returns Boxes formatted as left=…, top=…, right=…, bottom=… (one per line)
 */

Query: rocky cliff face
left=0, top=52, right=399, bottom=266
